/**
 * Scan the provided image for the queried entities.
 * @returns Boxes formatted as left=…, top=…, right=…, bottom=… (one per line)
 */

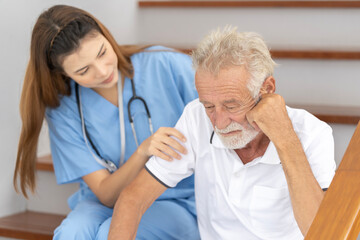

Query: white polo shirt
left=145, top=99, right=336, bottom=240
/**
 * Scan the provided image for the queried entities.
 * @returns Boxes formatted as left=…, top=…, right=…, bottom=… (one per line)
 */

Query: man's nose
left=213, top=108, right=231, bottom=130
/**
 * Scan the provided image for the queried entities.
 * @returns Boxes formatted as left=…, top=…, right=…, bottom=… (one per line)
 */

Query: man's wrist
left=273, top=128, right=300, bottom=153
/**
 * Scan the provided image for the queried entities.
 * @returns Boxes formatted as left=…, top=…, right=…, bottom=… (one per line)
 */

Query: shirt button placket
left=228, top=167, right=246, bottom=207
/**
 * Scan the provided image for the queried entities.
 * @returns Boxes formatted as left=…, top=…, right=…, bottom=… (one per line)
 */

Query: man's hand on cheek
left=246, top=93, right=295, bottom=145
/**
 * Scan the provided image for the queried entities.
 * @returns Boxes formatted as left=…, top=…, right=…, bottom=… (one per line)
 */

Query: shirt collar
left=258, top=141, right=281, bottom=165
left=210, top=131, right=228, bottom=149
left=210, top=131, right=281, bottom=165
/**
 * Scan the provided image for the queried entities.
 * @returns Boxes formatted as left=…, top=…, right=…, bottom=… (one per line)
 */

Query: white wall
left=0, top=1, right=359, bottom=238
left=0, top=0, right=35, bottom=218
left=138, top=8, right=360, bottom=50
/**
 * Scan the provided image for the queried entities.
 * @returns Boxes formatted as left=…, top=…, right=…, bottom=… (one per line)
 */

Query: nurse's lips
left=102, top=72, right=114, bottom=84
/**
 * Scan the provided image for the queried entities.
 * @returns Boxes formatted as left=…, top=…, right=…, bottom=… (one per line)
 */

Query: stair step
left=139, top=1, right=360, bottom=8
left=178, top=48, right=360, bottom=60
left=0, top=211, right=65, bottom=240
left=36, top=155, right=54, bottom=172
left=287, top=104, right=360, bottom=125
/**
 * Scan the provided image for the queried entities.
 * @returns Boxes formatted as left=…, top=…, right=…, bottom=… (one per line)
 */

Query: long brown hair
left=14, top=5, right=148, bottom=197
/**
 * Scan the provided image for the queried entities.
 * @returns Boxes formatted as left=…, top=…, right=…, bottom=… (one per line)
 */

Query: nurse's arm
left=108, top=168, right=167, bottom=240
left=83, top=127, right=186, bottom=207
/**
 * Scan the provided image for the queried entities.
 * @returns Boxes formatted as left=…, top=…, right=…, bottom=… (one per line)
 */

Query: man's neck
left=234, top=132, right=270, bottom=165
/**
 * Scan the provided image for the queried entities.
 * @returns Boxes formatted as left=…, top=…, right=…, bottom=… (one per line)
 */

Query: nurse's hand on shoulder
left=137, top=127, right=187, bottom=161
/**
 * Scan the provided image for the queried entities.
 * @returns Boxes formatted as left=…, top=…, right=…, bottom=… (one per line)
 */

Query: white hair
left=192, top=26, right=276, bottom=98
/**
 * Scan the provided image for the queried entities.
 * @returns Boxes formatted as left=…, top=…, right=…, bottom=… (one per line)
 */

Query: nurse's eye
left=99, top=49, right=107, bottom=57
left=80, top=68, right=89, bottom=76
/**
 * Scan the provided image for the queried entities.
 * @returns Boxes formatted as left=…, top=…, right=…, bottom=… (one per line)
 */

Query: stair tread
left=139, top=1, right=360, bottom=8
left=178, top=48, right=360, bottom=60
left=287, top=104, right=360, bottom=124
left=0, top=211, right=65, bottom=240
left=36, top=155, right=54, bottom=171
left=288, top=104, right=360, bottom=116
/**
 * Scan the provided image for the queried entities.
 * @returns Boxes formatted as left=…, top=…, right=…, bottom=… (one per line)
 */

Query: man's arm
left=108, top=168, right=167, bottom=240
left=275, top=130, right=325, bottom=236
left=247, top=93, right=326, bottom=236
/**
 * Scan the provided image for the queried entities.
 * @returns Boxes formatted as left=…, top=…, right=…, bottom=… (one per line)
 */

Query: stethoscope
left=75, top=72, right=153, bottom=173
left=127, top=75, right=154, bottom=147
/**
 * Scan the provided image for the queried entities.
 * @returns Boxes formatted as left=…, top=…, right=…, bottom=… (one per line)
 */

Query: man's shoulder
left=183, top=99, right=207, bottom=118
left=184, top=98, right=202, bottom=110
left=286, top=106, right=332, bottom=137
left=180, top=98, right=212, bottom=131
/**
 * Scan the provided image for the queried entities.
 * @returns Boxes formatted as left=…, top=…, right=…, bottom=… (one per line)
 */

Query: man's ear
left=260, top=76, right=276, bottom=94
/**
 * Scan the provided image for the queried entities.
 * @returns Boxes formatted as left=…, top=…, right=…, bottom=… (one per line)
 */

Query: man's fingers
left=246, top=109, right=261, bottom=132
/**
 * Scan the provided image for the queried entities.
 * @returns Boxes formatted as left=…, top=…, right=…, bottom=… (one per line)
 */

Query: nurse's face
left=61, top=31, right=118, bottom=91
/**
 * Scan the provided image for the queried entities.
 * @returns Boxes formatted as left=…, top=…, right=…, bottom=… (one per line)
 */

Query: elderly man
left=108, top=27, right=336, bottom=240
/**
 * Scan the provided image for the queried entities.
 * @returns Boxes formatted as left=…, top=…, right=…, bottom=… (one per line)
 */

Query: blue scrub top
left=46, top=46, right=198, bottom=207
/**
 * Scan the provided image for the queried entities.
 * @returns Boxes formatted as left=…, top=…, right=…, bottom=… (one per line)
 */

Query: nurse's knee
left=95, top=217, right=111, bottom=240
left=53, top=212, right=100, bottom=240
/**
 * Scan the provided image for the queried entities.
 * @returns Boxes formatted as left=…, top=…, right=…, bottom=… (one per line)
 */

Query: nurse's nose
left=94, top=63, right=107, bottom=78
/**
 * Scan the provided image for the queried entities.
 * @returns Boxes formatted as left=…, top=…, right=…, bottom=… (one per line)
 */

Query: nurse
left=14, top=4, right=200, bottom=240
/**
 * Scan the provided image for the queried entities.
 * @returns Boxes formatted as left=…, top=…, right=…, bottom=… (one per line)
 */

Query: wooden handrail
left=305, top=122, right=360, bottom=239
left=139, top=1, right=360, bottom=8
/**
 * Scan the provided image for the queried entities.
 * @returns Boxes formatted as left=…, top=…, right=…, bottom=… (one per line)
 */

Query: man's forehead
left=195, top=65, right=249, bottom=80
left=195, top=67, right=250, bottom=92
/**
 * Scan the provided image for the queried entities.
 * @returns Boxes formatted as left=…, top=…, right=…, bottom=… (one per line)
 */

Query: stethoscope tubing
left=75, top=82, right=119, bottom=172
left=75, top=72, right=153, bottom=172
left=127, top=78, right=154, bottom=146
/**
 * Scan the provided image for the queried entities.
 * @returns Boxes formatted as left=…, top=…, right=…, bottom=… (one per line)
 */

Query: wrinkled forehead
left=195, top=65, right=253, bottom=101
left=195, top=65, right=250, bottom=87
